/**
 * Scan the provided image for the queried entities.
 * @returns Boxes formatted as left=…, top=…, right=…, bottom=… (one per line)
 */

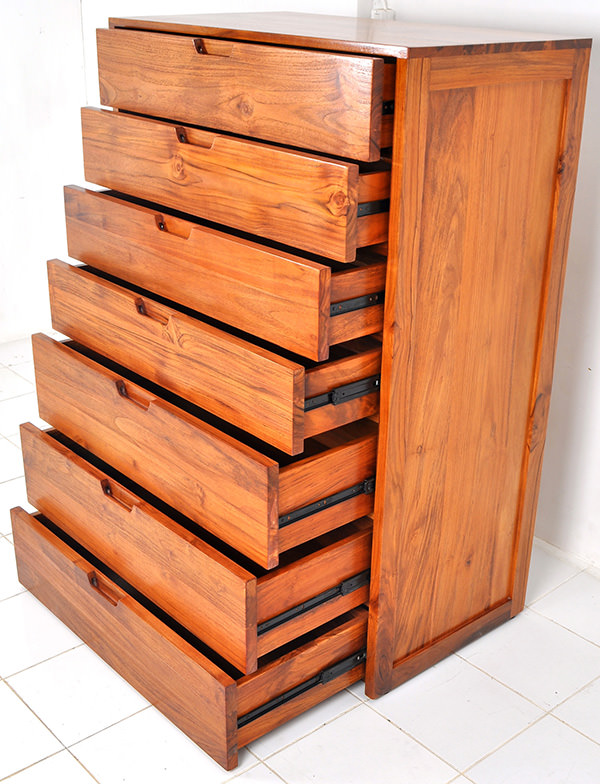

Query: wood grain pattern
left=33, top=335, right=378, bottom=567
left=64, top=187, right=386, bottom=361
left=429, top=49, right=576, bottom=90
left=64, top=186, right=331, bottom=361
left=278, top=494, right=375, bottom=552
left=81, top=107, right=377, bottom=262
left=510, top=47, right=591, bottom=613
left=329, top=257, right=386, bottom=345
left=366, top=47, right=589, bottom=697
left=48, top=259, right=306, bottom=455
left=49, top=260, right=382, bottom=453
left=389, top=600, right=512, bottom=689
left=109, top=13, right=590, bottom=59
left=12, top=509, right=368, bottom=765
left=279, top=420, right=378, bottom=517
left=20, top=422, right=258, bottom=673
left=237, top=606, right=367, bottom=715
left=256, top=587, right=369, bottom=658
left=33, top=333, right=280, bottom=569
left=97, top=27, right=384, bottom=162
left=256, top=518, right=371, bottom=621
left=12, top=508, right=238, bottom=769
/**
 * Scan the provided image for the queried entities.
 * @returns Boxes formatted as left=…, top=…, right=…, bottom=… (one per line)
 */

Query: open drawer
left=81, top=107, right=390, bottom=262
left=97, top=26, right=395, bottom=161
left=48, top=259, right=382, bottom=455
left=12, top=507, right=368, bottom=770
left=32, top=334, right=378, bottom=568
left=21, top=422, right=371, bottom=674
left=64, top=186, right=386, bottom=361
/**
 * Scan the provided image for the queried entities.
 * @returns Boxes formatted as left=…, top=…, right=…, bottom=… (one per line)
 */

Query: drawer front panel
left=49, top=261, right=382, bottom=455
left=48, top=260, right=305, bottom=455
left=64, top=186, right=386, bottom=361
left=64, top=187, right=330, bottom=361
left=20, top=423, right=257, bottom=673
left=13, top=507, right=367, bottom=769
left=32, top=334, right=378, bottom=568
left=97, top=28, right=384, bottom=162
left=81, top=108, right=389, bottom=262
left=21, top=420, right=372, bottom=671
left=33, top=333, right=279, bottom=568
left=12, top=507, right=237, bottom=769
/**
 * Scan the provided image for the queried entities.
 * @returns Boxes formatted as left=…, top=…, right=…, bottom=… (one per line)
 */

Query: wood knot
left=237, top=97, right=254, bottom=117
left=327, top=189, right=350, bottom=217
left=171, top=155, right=186, bottom=180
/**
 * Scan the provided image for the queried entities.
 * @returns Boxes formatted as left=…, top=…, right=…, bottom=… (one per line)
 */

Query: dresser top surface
left=108, top=12, right=591, bottom=58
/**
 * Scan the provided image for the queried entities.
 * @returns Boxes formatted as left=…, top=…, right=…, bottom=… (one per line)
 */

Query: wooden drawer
left=33, top=334, right=378, bottom=569
left=12, top=507, right=368, bottom=770
left=64, top=186, right=386, bottom=361
left=81, top=107, right=390, bottom=262
left=48, top=259, right=382, bottom=455
left=21, top=422, right=371, bottom=674
left=97, top=27, right=395, bottom=162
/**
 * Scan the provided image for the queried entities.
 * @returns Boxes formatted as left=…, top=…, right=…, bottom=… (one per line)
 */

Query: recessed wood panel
left=367, top=47, right=587, bottom=696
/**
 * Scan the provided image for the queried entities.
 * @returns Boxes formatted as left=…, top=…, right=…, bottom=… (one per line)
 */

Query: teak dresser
left=11, top=12, right=590, bottom=770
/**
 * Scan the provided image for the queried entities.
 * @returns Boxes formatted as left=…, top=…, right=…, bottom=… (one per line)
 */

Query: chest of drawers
left=11, top=12, right=590, bottom=771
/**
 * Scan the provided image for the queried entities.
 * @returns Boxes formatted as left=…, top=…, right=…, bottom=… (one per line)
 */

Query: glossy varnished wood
left=33, top=334, right=378, bottom=568
left=511, top=46, right=591, bottom=613
left=48, top=260, right=382, bottom=454
left=12, top=508, right=368, bottom=768
left=20, top=423, right=255, bottom=671
left=81, top=108, right=390, bottom=262
left=12, top=507, right=238, bottom=769
left=366, top=47, right=590, bottom=696
left=21, top=422, right=372, bottom=671
left=48, top=259, right=305, bottom=454
left=110, top=13, right=590, bottom=58
left=97, top=27, right=385, bottom=161
left=236, top=607, right=367, bottom=746
left=64, top=187, right=386, bottom=361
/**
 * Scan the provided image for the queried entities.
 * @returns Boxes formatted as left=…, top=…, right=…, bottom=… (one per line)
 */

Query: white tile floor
left=1, top=335, right=599, bottom=783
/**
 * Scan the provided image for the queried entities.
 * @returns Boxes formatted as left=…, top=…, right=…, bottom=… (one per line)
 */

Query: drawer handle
left=87, top=571, right=119, bottom=607
left=134, top=297, right=169, bottom=326
left=115, top=379, right=152, bottom=411
left=154, top=213, right=193, bottom=240
left=192, top=38, right=232, bottom=57
left=174, top=125, right=217, bottom=150
left=100, top=478, right=135, bottom=513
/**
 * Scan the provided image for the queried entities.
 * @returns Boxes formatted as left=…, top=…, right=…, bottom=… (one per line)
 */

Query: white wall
left=1, top=1, right=598, bottom=565
left=357, top=0, right=600, bottom=565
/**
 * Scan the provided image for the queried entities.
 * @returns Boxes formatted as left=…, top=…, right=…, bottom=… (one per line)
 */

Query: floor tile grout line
left=63, top=748, right=103, bottom=784
left=358, top=699, right=463, bottom=777
left=254, top=701, right=363, bottom=764
left=548, top=672, right=600, bottom=712
left=526, top=603, right=600, bottom=649
left=0, top=390, right=37, bottom=406
left=2, top=639, right=87, bottom=679
left=0, top=749, right=66, bottom=783
left=550, top=710, right=600, bottom=749
left=1, top=680, right=70, bottom=770
left=528, top=564, right=597, bottom=608
left=258, top=758, right=290, bottom=783
left=66, top=704, right=153, bottom=753
left=0, top=474, right=25, bottom=486
left=452, top=653, right=550, bottom=712
left=524, top=566, right=589, bottom=607
left=460, top=711, right=550, bottom=776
